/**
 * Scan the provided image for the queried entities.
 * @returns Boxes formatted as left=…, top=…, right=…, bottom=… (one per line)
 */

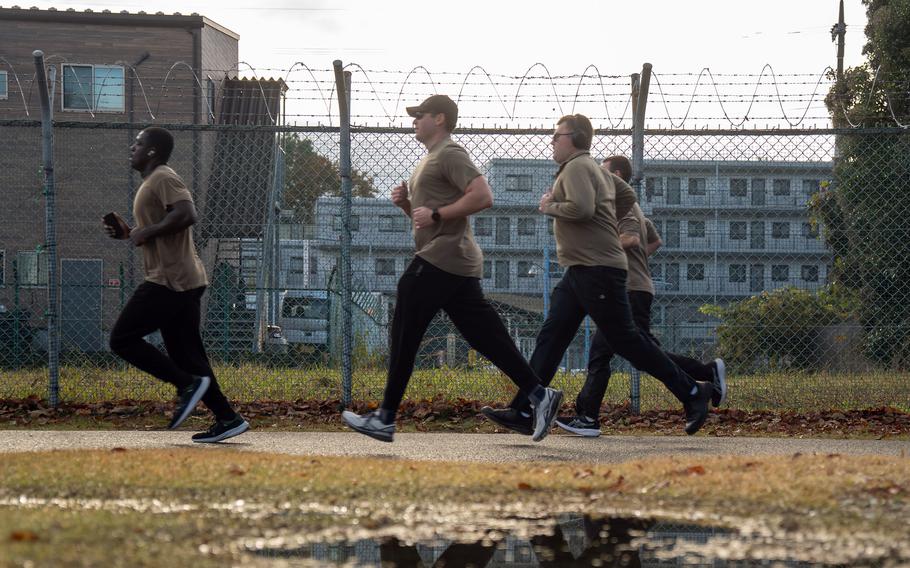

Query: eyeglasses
left=413, top=111, right=435, bottom=120
left=551, top=131, right=575, bottom=142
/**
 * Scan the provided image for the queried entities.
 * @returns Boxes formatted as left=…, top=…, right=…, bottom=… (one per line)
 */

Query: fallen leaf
left=10, top=531, right=39, bottom=542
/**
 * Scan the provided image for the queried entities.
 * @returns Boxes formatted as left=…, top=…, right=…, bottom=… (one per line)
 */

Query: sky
left=15, top=0, right=870, bottom=127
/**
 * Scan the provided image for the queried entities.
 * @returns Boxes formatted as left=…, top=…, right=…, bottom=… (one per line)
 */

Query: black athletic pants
left=575, top=290, right=714, bottom=418
left=510, top=265, right=697, bottom=413
left=380, top=257, right=542, bottom=416
left=109, top=282, right=235, bottom=422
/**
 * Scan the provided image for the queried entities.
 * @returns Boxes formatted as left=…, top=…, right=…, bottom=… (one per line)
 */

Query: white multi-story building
left=306, top=158, right=833, bottom=360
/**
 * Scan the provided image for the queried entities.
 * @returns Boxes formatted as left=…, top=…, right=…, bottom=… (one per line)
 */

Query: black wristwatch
left=431, top=208, right=441, bottom=222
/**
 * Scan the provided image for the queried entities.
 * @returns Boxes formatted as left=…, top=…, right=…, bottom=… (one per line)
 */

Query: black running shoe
left=555, top=415, right=601, bottom=437
left=168, top=375, right=211, bottom=429
left=683, top=381, right=713, bottom=435
left=192, top=415, right=250, bottom=443
left=480, top=406, right=533, bottom=435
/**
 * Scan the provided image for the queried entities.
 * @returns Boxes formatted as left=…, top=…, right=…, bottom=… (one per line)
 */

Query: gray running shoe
left=342, top=410, right=395, bottom=442
left=531, top=388, right=564, bottom=442
left=555, top=415, right=601, bottom=437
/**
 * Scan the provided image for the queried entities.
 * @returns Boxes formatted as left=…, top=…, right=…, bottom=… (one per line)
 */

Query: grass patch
left=1, top=449, right=908, bottom=566
left=2, top=365, right=909, bottom=412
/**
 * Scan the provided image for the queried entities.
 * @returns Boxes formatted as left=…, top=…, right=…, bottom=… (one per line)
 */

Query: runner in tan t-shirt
left=482, top=116, right=716, bottom=437
left=342, top=95, right=563, bottom=443
left=105, top=127, right=248, bottom=443
left=556, top=156, right=728, bottom=437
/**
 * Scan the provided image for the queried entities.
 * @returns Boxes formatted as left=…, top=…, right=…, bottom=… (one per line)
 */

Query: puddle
left=240, top=514, right=908, bottom=567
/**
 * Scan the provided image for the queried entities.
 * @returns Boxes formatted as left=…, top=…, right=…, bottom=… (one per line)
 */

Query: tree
left=814, top=0, right=910, bottom=367
left=280, top=134, right=378, bottom=224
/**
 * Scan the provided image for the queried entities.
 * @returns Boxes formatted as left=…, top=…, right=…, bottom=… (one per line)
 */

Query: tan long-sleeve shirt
left=542, top=151, right=637, bottom=269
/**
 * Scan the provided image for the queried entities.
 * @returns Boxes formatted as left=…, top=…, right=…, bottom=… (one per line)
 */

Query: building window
left=730, top=178, right=748, bottom=197
left=289, top=256, right=306, bottom=275
left=483, top=260, right=492, bottom=279
left=309, top=256, right=318, bottom=276
left=505, top=174, right=532, bottom=191
left=750, top=264, right=765, bottom=292
left=650, top=262, right=663, bottom=282
left=332, top=214, right=360, bottom=231
left=207, top=78, right=217, bottom=124
left=729, top=264, right=746, bottom=283
left=666, top=263, right=680, bottom=291
left=750, top=221, right=766, bottom=249
left=802, top=222, right=819, bottom=239
left=474, top=217, right=492, bottom=236
left=646, top=177, right=663, bottom=198
left=688, top=220, right=706, bottom=239
left=62, top=64, right=125, bottom=112
left=517, top=217, right=536, bottom=236
left=279, top=222, right=304, bottom=240
left=495, top=217, right=511, bottom=245
left=666, top=177, right=681, bottom=204
left=375, top=258, right=396, bottom=276
left=730, top=221, right=747, bottom=240
left=0, top=71, right=7, bottom=100
left=802, top=265, right=819, bottom=282
left=664, top=220, right=680, bottom=248
left=16, top=250, right=48, bottom=286
left=771, top=265, right=789, bottom=281
left=688, top=177, right=706, bottom=196
left=517, top=260, right=533, bottom=278
left=773, top=179, right=791, bottom=196
left=379, top=215, right=407, bottom=232
left=687, top=263, right=705, bottom=281
left=494, top=260, right=510, bottom=288
left=802, top=179, right=820, bottom=196
left=0, top=250, right=4, bottom=285
left=771, top=222, right=790, bottom=239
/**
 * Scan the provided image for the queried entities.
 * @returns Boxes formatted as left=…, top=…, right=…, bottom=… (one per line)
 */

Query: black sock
left=378, top=408, right=395, bottom=424
left=528, top=385, right=546, bottom=406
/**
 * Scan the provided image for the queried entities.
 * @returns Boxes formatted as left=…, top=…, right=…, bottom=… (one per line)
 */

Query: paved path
left=1, top=430, right=907, bottom=463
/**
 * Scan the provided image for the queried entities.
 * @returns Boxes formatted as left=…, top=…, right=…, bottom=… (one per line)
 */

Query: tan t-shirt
left=619, top=203, right=655, bottom=294
left=542, top=151, right=637, bottom=269
left=409, top=138, right=484, bottom=278
left=133, top=165, right=208, bottom=291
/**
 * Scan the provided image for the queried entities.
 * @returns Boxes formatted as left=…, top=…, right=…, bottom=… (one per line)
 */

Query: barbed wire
left=2, top=58, right=908, bottom=128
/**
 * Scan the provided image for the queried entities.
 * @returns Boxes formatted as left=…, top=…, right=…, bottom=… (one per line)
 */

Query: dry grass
left=1, top=449, right=909, bottom=566
left=2, top=365, right=909, bottom=412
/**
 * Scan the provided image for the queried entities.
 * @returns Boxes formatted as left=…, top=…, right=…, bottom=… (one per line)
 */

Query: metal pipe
left=33, top=50, right=60, bottom=407
left=333, top=60, right=354, bottom=408
left=629, top=63, right=652, bottom=415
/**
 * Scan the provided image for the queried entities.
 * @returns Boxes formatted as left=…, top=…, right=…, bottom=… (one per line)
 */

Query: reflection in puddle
left=244, top=514, right=882, bottom=566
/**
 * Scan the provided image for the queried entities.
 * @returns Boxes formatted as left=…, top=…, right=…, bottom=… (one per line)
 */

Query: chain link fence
left=1, top=118, right=909, bottom=411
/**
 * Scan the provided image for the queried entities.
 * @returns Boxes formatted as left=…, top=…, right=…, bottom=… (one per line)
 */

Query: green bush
left=702, top=285, right=858, bottom=372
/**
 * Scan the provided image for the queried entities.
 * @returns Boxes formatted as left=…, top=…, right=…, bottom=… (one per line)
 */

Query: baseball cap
left=406, top=95, right=458, bottom=130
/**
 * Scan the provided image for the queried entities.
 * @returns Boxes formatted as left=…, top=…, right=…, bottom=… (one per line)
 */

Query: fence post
left=12, top=259, right=22, bottom=369
left=629, top=62, right=652, bottom=416
left=33, top=50, right=60, bottom=407
left=333, top=61, right=354, bottom=408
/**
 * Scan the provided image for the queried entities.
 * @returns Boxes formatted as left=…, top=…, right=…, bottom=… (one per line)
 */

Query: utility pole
left=832, top=0, right=846, bottom=84
left=831, top=0, right=847, bottom=164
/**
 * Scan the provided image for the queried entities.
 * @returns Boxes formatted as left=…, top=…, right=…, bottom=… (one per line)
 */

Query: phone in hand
left=103, top=212, right=128, bottom=239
